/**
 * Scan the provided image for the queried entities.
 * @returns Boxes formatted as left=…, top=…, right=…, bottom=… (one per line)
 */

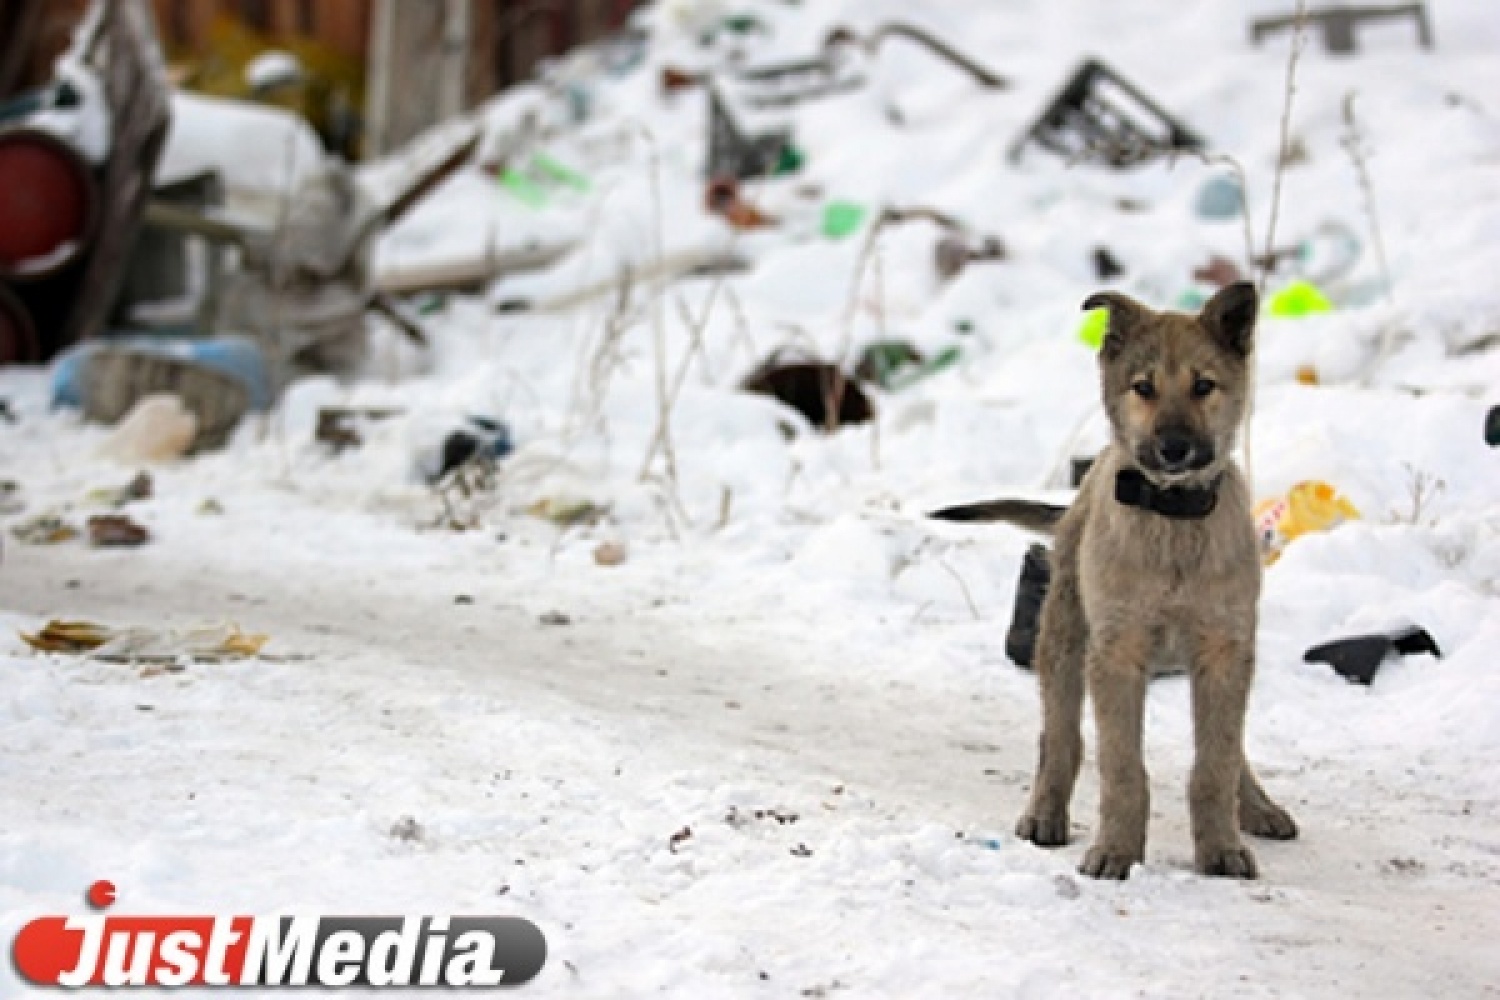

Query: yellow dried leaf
left=19, top=620, right=115, bottom=652
left=221, top=628, right=269, bottom=656
left=10, top=516, right=79, bottom=545
left=526, top=496, right=602, bottom=526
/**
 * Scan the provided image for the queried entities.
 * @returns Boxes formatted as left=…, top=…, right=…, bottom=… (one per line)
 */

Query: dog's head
left=1084, top=282, right=1257, bottom=487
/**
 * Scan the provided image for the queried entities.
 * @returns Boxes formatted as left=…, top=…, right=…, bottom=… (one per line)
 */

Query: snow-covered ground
left=4, top=0, right=1500, bottom=996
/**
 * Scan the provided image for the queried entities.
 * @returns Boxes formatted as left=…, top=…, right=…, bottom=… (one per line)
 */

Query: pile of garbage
left=0, top=0, right=477, bottom=458
left=3, top=0, right=1489, bottom=568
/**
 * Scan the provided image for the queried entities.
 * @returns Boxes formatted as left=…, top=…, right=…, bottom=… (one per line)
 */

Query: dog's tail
left=927, top=498, right=1067, bottom=535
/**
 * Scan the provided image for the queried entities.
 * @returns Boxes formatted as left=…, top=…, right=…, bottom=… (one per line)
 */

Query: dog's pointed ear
left=1199, top=281, right=1258, bottom=358
left=1082, top=291, right=1146, bottom=360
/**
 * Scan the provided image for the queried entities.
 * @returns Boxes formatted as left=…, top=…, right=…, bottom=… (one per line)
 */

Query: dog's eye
left=1131, top=380, right=1156, bottom=400
left=1192, top=377, right=1217, bottom=398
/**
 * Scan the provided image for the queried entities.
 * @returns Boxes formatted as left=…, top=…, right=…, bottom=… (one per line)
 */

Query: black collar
left=1115, top=467, right=1222, bottom=519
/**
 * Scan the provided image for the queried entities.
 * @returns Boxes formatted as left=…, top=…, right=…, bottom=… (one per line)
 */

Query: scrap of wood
left=58, top=0, right=172, bottom=351
left=826, top=22, right=1009, bottom=90
left=368, top=294, right=430, bottom=345
left=494, top=249, right=748, bottom=314
left=372, top=242, right=573, bottom=295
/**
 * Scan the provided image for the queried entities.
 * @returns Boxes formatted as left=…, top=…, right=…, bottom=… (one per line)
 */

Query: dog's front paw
left=1079, top=845, right=1141, bottom=880
left=1240, top=799, right=1298, bottom=841
left=1016, top=811, right=1070, bottom=847
left=1198, top=844, right=1259, bottom=879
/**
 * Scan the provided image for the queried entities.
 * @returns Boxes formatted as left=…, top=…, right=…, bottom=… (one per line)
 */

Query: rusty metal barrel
left=0, top=125, right=98, bottom=282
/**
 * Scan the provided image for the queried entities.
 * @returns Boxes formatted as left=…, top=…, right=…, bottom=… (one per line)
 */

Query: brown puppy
left=937, top=282, right=1297, bottom=879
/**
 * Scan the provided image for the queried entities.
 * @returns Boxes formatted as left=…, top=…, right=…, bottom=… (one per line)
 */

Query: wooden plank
left=372, top=242, right=572, bottom=295
left=365, top=0, right=468, bottom=156
left=57, top=0, right=173, bottom=351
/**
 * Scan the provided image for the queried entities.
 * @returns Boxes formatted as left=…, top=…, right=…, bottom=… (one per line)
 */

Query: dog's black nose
left=1156, top=434, right=1194, bottom=470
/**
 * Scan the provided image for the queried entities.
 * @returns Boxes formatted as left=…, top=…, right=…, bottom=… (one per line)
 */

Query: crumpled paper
left=20, top=620, right=268, bottom=662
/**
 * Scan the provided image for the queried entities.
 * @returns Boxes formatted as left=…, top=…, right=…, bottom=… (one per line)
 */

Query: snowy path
left=6, top=0, right=1500, bottom=990
left=3, top=501, right=1496, bottom=998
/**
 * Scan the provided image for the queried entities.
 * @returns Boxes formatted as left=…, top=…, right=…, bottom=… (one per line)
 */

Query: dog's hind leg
left=1078, top=621, right=1152, bottom=879
left=1239, top=765, right=1298, bottom=840
left=1187, top=629, right=1260, bottom=878
left=1015, top=571, right=1086, bottom=848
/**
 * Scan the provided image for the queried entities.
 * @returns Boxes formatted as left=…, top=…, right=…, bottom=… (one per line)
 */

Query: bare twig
left=1261, top=0, right=1308, bottom=293
left=937, top=557, right=982, bottom=621
left=563, top=168, right=645, bottom=440
left=834, top=211, right=887, bottom=391
left=836, top=212, right=888, bottom=349
left=1245, top=0, right=1308, bottom=495
left=641, top=473, right=688, bottom=540
left=715, top=485, right=733, bottom=530
left=826, top=210, right=904, bottom=466
left=562, top=270, right=636, bottom=456
left=1178, top=150, right=1259, bottom=282
left=723, top=285, right=760, bottom=364
left=634, top=126, right=688, bottom=528
left=1341, top=91, right=1398, bottom=383
left=1389, top=462, right=1445, bottom=526
left=673, top=292, right=717, bottom=385
left=638, top=286, right=718, bottom=481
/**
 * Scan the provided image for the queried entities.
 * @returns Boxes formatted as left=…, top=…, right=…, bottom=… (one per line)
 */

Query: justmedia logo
left=11, top=882, right=546, bottom=988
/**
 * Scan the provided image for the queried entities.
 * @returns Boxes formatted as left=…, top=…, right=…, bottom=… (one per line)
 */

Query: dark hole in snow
left=741, top=359, right=873, bottom=431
